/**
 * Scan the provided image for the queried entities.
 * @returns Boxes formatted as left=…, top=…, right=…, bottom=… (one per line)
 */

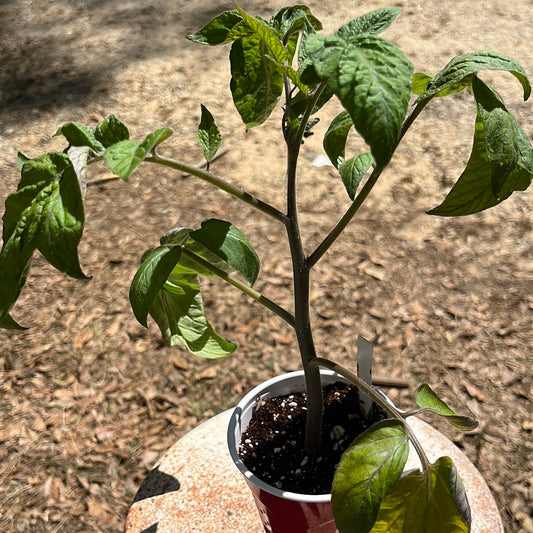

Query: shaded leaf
left=414, top=384, right=478, bottom=431
left=94, top=115, right=130, bottom=148
left=229, top=36, right=284, bottom=128
left=332, top=419, right=409, bottom=533
left=187, top=10, right=243, bottom=45
left=129, top=245, right=183, bottom=327
left=323, top=111, right=353, bottom=168
left=190, top=219, right=260, bottom=285
left=305, top=33, right=413, bottom=168
left=198, top=105, right=222, bottom=164
left=340, top=153, right=374, bottom=200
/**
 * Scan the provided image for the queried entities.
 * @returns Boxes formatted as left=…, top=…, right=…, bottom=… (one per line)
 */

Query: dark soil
left=239, top=382, right=388, bottom=495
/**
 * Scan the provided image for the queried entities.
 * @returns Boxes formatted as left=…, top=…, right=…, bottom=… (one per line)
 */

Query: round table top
left=125, top=409, right=503, bottom=533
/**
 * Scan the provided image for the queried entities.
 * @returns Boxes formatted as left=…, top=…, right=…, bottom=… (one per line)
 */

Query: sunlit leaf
left=104, top=128, right=173, bottom=180
left=418, top=51, right=531, bottom=102
left=332, top=419, right=409, bottom=533
left=54, top=122, right=105, bottom=153
left=370, top=457, right=471, bottom=533
left=335, top=8, right=401, bottom=42
left=149, top=273, right=237, bottom=358
left=414, top=384, right=478, bottom=431
left=429, top=78, right=532, bottom=216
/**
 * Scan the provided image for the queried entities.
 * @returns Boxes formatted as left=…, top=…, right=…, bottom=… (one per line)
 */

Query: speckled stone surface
left=124, top=410, right=503, bottom=533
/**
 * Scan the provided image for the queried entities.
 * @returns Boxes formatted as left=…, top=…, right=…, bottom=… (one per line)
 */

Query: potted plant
left=0, top=5, right=531, bottom=532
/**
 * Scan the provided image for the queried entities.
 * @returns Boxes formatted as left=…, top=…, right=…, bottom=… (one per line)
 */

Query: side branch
left=147, top=153, right=289, bottom=226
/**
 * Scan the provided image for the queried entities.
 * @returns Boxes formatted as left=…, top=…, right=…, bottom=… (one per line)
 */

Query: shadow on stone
left=133, top=465, right=180, bottom=504
left=140, top=524, right=158, bottom=533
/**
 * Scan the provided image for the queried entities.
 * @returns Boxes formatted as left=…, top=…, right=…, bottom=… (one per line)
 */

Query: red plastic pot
left=227, top=370, right=343, bottom=533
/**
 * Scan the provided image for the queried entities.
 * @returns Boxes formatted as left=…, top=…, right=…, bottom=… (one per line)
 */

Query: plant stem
left=312, top=357, right=432, bottom=480
left=308, top=99, right=430, bottom=267
left=147, top=153, right=288, bottom=225
left=180, top=247, right=295, bottom=328
left=283, top=85, right=328, bottom=458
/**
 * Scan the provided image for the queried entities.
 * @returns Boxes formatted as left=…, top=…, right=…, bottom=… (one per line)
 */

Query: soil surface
left=239, top=382, right=387, bottom=495
left=0, top=1, right=532, bottom=532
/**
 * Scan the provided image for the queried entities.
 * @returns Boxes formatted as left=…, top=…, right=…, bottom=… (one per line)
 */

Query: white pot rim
left=227, top=369, right=345, bottom=503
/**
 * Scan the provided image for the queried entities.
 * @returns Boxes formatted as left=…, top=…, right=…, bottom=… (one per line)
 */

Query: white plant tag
left=357, top=335, right=373, bottom=419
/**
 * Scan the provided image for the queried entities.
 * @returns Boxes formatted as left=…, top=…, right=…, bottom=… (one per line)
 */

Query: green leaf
left=429, top=78, right=532, bottom=216
left=190, top=219, right=260, bottom=285
left=323, top=111, right=354, bottom=168
left=332, top=419, right=409, bottom=533
left=234, top=5, right=288, bottom=64
left=17, top=152, right=30, bottom=171
left=335, top=8, right=401, bottom=42
left=340, top=153, right=374, bottom=200
left=412, top=73, right=466, bottom=98
left=271, top=5, right=322, bottom=39
left=0, top=312, right=27, bottom=330
left=419, top=51, right=531, bottom=102
left=198, top=105, right=222, bottom=164
left=149, top=273, right=237, bottom=358
left=187, top=10, right=243, bottom=45
left=104, top=127, right=173, bottom=180
left=94, top=115, right=130, bottom=148
left=129, top=245, right=183, bottom=327
left=370, top=457, right=471, bottom=533
left=414, top=384, right=478, bottom=432
left=306, top=32, right=413, bottom=168
left=229, top=35, right=284, bottom=128
left=0, top=151, right=87, bottom=325
left=54, top=122, right=105, bottom=153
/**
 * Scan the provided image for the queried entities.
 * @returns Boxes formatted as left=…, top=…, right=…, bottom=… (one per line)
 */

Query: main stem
left=284, top=87, right=327, bottom=458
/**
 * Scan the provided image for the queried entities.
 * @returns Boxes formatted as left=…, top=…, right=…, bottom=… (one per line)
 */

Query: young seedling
left=1, top=5, right=531, bottom=532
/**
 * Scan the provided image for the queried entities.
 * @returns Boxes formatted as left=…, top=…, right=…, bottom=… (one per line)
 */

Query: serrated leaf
left=335, top=7, right=401, bottom=42
left=186, top=10, right=243, bottom=45
left=266, top=56, right=309, bottom=94
left=190, top=219, right=260, bottom=285
left=94, top=115, right=130, bottom=148
left=271, top=5, right=322, bottom=38
left=414, top=384, right=478, bottom=432
left=229, top=36, right=284, bottom=128
left=306, top=33, right=413, bottom=168
left=198, top=105, right=222, bottom=164
left=323, top=111, right=353, bottom=169
left=429, top=78, right=532, bottom=216
left=104, top=128, right=173, bottom=180
left=332, top=419, right=409, bottom=533
left=419, top=51, right=531, bottom=102
left=54, top=122, right=105, bottom=153
left=370, top=457, right=470, bottom=533
left=234, top=5, right=288, bottom=64
left=340, top=153, right=374, bottom=200
left=149, top=273, right=237, bottom=358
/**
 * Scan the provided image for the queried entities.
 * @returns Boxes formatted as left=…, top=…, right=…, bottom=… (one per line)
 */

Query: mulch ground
left=0, top=1, right=531, bottom=531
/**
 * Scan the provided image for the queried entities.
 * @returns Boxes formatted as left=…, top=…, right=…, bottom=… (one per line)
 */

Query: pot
left=227, top=370, right=343, bottom=533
